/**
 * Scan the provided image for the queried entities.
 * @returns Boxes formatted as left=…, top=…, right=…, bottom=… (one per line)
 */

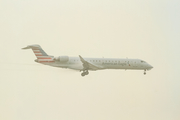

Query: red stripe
left=37, top=56, right=52, bottom=58
left=38, top=58, right=52, bottom=59
left=36, top=54, right=43, bottom=56
left=39, top=61, right=54, bottom=62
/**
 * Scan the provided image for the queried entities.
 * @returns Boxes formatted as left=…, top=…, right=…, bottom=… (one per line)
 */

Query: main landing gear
left=144, top=70, right=146, bottom=75
left=81, top=70, right=89, bottom=77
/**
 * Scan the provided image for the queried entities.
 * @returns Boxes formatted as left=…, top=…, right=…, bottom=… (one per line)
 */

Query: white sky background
left=0, top=0, right=180, bottom=120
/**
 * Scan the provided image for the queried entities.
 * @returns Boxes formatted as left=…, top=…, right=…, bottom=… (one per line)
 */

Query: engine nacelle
left=54, top=56, right=69, bottom=62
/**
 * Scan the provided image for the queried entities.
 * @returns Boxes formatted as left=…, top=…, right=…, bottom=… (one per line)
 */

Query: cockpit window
left=141, top=60, right=146, bottom=63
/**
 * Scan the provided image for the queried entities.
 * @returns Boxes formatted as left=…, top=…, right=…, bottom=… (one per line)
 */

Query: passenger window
left=141, top=61, right=145, bottom=63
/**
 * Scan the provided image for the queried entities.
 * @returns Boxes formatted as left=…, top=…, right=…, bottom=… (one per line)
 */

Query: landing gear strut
left=81, top=70, right=89, bottom=77
left=144, top=70, right=146, bottom=75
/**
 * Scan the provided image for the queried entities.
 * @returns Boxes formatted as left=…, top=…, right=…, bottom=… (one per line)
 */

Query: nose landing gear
left=144, top=70, right=146, bottom=75
left=81, top=70, right=89, bottom=77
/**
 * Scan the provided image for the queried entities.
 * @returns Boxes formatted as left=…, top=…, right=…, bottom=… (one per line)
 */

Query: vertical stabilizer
left=22, top=44, right=54, bottom=62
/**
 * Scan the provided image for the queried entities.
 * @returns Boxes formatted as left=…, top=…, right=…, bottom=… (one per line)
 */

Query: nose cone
left=148, top=64, right=153, bottom=70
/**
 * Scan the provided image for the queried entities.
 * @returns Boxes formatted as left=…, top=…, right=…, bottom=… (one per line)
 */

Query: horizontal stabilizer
left=22, top=44, right=41, bottom=49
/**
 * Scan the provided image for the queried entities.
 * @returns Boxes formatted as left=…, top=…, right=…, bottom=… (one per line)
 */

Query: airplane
left=22, top=44, right=153, bottom=76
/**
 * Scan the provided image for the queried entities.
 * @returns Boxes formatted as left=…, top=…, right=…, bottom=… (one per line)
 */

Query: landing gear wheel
left=85, top=71, right=89, bottom=75
left=81, top=72, right=85, bottom=77
left=81, top=70, right=89, bottom=77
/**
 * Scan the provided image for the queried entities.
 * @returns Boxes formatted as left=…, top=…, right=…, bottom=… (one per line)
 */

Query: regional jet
left=22, top=44, right=153, bottom=76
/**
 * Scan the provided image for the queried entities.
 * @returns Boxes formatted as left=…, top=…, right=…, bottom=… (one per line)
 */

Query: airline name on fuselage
left=102, top=62, right=127, bottom=66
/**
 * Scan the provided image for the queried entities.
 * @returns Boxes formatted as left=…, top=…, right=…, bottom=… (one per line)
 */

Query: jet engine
left=54, top=56, right=69, bottom=62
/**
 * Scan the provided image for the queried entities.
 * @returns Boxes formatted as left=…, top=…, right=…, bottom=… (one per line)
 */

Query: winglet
left=22, top=46, right=31, bottom=49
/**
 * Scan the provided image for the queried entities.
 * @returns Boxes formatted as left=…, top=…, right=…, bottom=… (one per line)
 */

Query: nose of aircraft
left=148, top=64, right=153, bottom=69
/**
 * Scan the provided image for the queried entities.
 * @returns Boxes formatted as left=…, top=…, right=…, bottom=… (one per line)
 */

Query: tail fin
left=22, top=44, right=54, bottom=62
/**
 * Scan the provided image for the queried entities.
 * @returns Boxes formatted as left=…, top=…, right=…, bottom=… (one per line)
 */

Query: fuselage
left=37, top=57, right=153, bottom=71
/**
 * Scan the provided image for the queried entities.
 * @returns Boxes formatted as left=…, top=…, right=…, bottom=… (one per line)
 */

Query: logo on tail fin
left=22, top=44, right=54, bottom=63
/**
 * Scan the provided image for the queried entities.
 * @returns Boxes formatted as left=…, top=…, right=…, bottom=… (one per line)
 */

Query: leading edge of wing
left=79, top=55, right=104, bottom=70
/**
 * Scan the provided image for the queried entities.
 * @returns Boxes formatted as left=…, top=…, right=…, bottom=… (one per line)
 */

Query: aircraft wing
left=79, top=55, right=103, bottom=70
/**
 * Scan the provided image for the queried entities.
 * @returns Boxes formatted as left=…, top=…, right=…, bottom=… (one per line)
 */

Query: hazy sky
left=0, top=0, right=180, bottom=120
